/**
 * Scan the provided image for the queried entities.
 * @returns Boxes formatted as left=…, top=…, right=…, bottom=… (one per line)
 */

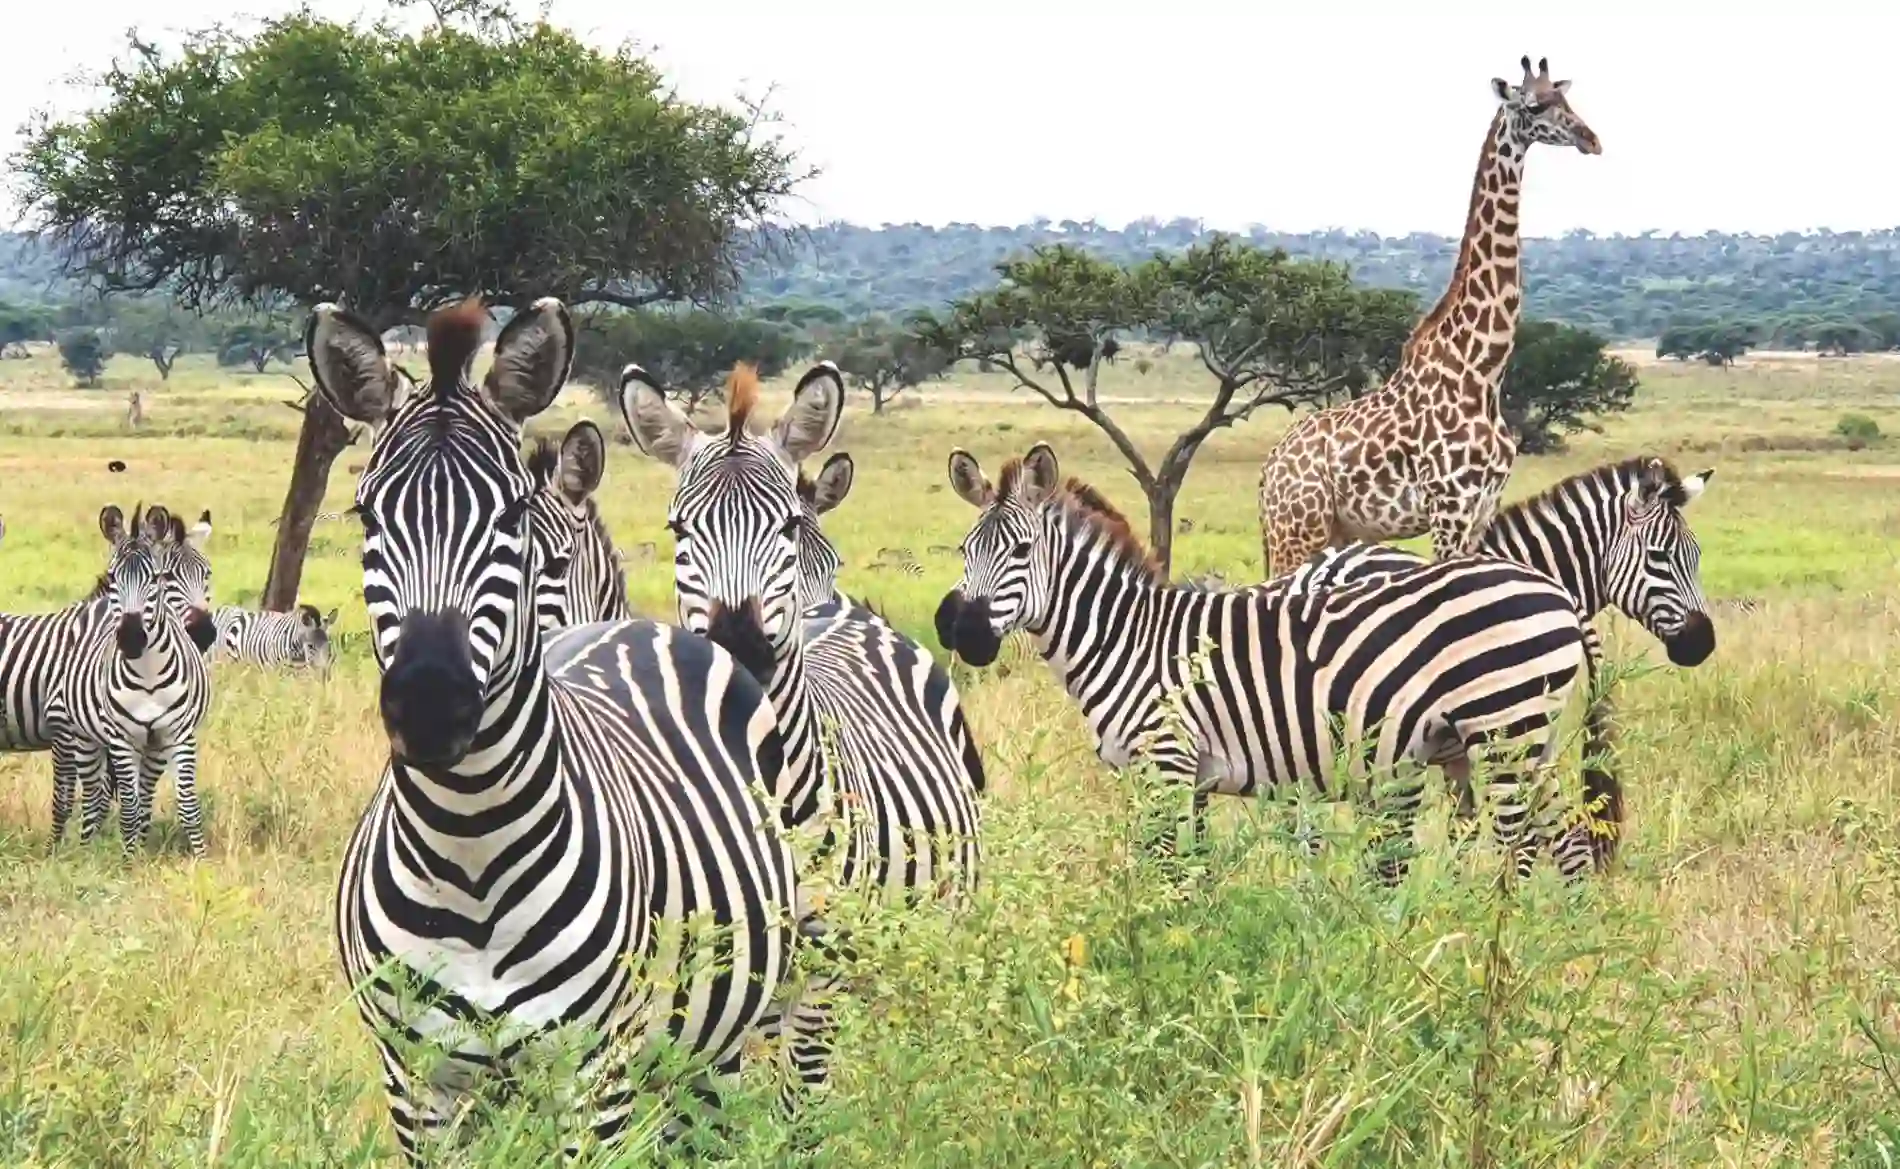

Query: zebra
left=936, top=441, right=1597, bottom=881
left=45, top=504, right=215, bottom=856
left=211, top=603, right=338, bottom=670
left=621, top=359, right=985, bottom=1116
left=523, top=420, right=635, bottom=628
left=1255, top=456, right=1717, bottom=866
left=306, top=297, right=801, bottom=1161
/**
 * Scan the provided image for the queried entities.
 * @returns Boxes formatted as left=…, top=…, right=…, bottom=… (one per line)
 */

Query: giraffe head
left=1491, top=56, right=1601, bottom=156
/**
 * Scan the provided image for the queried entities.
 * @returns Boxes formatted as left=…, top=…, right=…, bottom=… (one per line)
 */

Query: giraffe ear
left=1491, top=77, right=1514, bottom=102
left=1551, top=79, right=1572, bottom=96
left=948, top=449, right=991, bottom=508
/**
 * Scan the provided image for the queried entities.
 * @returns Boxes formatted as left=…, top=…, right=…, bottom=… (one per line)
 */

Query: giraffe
left=1257, top=56, right=1601, bottom=576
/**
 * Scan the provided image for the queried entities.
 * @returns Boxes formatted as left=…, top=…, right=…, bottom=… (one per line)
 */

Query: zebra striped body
left=939, top=443, right=1595, bottom=880
left=309, top=299, right=798, bottom=1161
left=211, top=603, right=337, bottom=670
left=1259, top=457, right=1716, bottom=864
left=45, top=505, right=216, bottom=855
left=622, top=361, right=984, bottom=1116
left=0, top=597, right=112, bottom=754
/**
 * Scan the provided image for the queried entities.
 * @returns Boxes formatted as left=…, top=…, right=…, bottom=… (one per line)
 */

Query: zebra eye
left=666, top=518, right=687, bottom=539
left=779, top=516, right=799, bottom=539
left=1012, top=541, right=1032, bottom=557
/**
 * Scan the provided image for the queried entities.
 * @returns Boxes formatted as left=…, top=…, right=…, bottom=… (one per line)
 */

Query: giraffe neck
left=1406, top=109, right=1530, bottom=410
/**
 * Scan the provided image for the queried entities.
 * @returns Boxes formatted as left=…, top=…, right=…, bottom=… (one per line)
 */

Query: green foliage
left=1657, top=321, right=1760, bottom=367
left=1836, top=413, right=1882, bottom=443
left=830, top=317, right=952, bottom=413
left=56, top=328, right=109, bottom=387
left=1500, top=320, right=1640, bottom=455
left=0, top=301, right=52, bottom=356
left=218, top=319, right=297, bottom=372
left=12, top=6, right=804, bottom=320
left=571, top=309, right=811, bottom=408
left=914, top=238, right=1413, bottom=574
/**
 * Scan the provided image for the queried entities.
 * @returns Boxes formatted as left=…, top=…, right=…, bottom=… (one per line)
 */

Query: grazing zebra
left=307, top=297, right=799, bottom=1161
left=871, top=547, right=925, bottom=577
left=211, top=603, right=337, bottom=670
left=936, top=442, right=1596, bottom=881
left=46, top=504, right=215, bottom=856
left=1257, top=456, right=1717, bottom=865
left=523, top=421, right=635, bottom=627
left=621, top=360, right=985, bottom=1115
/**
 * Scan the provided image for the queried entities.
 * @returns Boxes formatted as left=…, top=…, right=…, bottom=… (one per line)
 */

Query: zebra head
left=294, top=603, right=340, bottom=671
left=621, top=360, right=846, bottom=685
left=936, top=443, right=1063, bottom=667
left=1605, top=458, right=1716, bottom=667
left=793, top=452, right=854, bottom=611
left=143, top=505, right=217, bottom=654
left=524, top=420, right=625, bottom=629
left=99, top=503, right=166, bottom=660
left=306, top=297, right=576, bottom=769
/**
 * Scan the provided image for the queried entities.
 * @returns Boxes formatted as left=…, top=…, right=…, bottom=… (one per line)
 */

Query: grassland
left=2, top=344, right=1900, bottom=1166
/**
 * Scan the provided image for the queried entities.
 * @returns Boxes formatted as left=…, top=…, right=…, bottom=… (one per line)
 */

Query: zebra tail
left=1579, top=625, right=1622, bottom=870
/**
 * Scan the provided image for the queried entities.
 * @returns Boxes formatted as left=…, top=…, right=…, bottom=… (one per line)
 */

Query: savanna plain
left=2, top=346, right=1899, bottom=1167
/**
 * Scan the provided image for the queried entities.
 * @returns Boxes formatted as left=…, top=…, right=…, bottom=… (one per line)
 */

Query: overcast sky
left=4, top=0, right=1892, bottom=239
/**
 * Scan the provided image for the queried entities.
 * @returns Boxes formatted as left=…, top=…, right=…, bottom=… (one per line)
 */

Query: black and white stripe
left=524, top=422, right=635, bottom=629
left=937, top=442, right=1595, bottom=882
left=45, top=504, right=216, bottom=856
left=622, top=360, right=985, bottom=1115
left=211, top=603, right=337, bottom=670
left=1260, top=456, right=1716, bottom=866
left=307, top=299, right=799, bottom=1162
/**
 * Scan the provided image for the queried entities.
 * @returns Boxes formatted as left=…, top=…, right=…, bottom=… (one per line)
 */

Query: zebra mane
left=1051, top=476, right=1166, bottom=584
left=525, top=435, right=559, bottom=488
left=726, top=363, right=762, bottom=439
left=427, top=298, right=488, bottom=387
left=1500, top=455, right=1691, bottom=524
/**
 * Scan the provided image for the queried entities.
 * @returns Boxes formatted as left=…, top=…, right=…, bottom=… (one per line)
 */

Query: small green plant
left=57, top=328, right=108, bottom=388
left=1837, top=413, right=1883, bottom=447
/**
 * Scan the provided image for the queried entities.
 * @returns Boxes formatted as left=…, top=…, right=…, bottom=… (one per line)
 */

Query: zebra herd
left=3, top=292, right=1720, bottom=1161
left=0, top=500, right=349, bottom=859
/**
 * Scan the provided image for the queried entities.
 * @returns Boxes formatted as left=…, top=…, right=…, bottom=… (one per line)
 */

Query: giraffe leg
left=1260, top=462, right=1334, bottom=579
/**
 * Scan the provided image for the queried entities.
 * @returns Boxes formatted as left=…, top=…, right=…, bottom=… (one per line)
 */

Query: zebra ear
left=99, top=505, right=126, bottom=546
left=620, top=365, right=696, bottom=468
left=809, top=452, right=855, bottom=515
left=1679, top=467, right=1714, bottom=504
left=483, top=298, right=574, bottom=424
left=143, top=505, right=174, bottom=542
left=324, top=607, right=340, bottom=628
left=557, top=420, right=607, bottom=505
left=774, top=361, right=845, bottom=464
left=948, top=449, right=992, bottom=508
left=306, top=304, right=398, bottom=426
left=1021, top=442, right=1061, bottom=501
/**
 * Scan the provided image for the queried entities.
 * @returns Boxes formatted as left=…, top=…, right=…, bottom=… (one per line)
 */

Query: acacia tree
left=832, top=317, right=952, bottom=413
left=15, top=1, right=803, bottom=608
left=1500, top=319, right=1639, bottom=454
left=914, top=240, right=1414, bottom=574
left=572, top=309, right=810, bottom=414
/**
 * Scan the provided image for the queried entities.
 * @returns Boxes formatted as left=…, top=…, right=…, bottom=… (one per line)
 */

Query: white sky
left=4, top=0, right=1894, bottom=238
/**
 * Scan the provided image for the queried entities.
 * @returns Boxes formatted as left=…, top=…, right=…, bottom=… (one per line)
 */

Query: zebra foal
left=937, top=442, right=1596, bottom=882
left=308, top=297, right=800, bottom=1161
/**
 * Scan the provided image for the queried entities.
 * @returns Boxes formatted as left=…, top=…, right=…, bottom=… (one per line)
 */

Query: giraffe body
left=1258, top=56, right=1600, bottom=575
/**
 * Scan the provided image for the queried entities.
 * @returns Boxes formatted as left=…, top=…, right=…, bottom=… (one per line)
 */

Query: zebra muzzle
left=705, top=600, right=777, bottom=687
left=1665, top=610, right=1716, bottom=667
left=380, top=609, right=482, bottom=767
left=948, top=596, right=1002, bottom=668
left=934, top=591, right=963, bottom=651
left=115, top=612, right=150, bottom=658
left=185, top=609, right=217, bottom=655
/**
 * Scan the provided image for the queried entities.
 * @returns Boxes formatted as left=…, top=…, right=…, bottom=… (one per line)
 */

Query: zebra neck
left=1030, top=528, right=1162, bottom=697
left=1477, top=496, right=1610, bottom=618
left=386, top=657, right=566, bottom=883
left=115, top=622, right=195, bottom=684
left=760, top=631, right=833, bottom=827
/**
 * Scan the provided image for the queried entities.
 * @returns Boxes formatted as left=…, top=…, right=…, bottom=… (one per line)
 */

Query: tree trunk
left=872, top=387, right=888, bottom=415
left=260, top=394, right=354, bottom=611
left=1146, top=482, right=1178, bottom=581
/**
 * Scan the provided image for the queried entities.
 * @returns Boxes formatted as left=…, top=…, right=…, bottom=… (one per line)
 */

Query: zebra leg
left=168, top=736, right=208, bottom=859
left=134, top=748, right=168, bottom=847
left=49, top=736, right=85, bottom=853
left=372, top=1039, right=460, bottom=1167
left=75, top=740, right=113, bottom=844
left=107, top=743, right=143, bottom=857
left=1471, top=722, right=1578, bottom=882
left=1362, top=770, right=1427, bottom=887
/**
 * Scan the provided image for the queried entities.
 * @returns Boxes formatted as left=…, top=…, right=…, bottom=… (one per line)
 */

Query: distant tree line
left=1657, top=313, right=1900, bottom=365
